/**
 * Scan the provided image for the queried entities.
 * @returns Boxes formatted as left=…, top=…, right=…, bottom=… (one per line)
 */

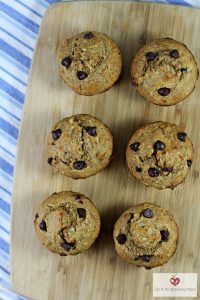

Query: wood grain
left=11, top=2, right=200, bottom=299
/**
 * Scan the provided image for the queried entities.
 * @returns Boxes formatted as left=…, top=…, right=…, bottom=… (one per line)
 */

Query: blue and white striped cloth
left=0, top=0, right=200, bottom=299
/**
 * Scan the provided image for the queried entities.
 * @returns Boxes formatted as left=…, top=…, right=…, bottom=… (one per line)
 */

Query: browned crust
left=130, top=37, right=199, bottom=106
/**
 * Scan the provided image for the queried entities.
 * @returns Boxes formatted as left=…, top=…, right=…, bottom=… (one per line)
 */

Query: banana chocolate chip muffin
left=47, top=114, right=113, bottom=179
left=126, top=121, right=193, bottom=189
left=59, top=31, right=122, bottom=95
left=113, top=203, right=179, bottom=268
left=131, top=38, right=198, bottom=106
left=34, top=191, right=101, bottom=255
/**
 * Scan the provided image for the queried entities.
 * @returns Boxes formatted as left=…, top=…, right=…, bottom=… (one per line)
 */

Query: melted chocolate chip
left=61, top=242, right=75, bottom=251
left=61, top=56, right=72, bottom=68
left=86, top=126, right=97, bottom=136
left=116, top=233, right=127, bottom=244
left=35, top=213, right=39, bottom=219
left=39, top=220, right=47, bottom=231
left=135, top=255, right=152, bottom=262
left=84, top=32, right=94, bottom=39
left=187, top=160, right=192, bottom=167
left=75, top=195, right=83, bottom=203
left=77, top=71, right=88, bottom=80
left=142, top=208, right=153, bottom=218
left=148, top=167, right=159, bottom=177
left=146, top=52, right=158, bottom=61
left=163, top=167, right=173, bottom=172
left=77, top=208, right=86, bottom=219
left=170, top=49, right=179, bottom=59
left=177, top=132, right=187, bottom=142
left=60, top=253, right=67, bottom=256
left=154, top=140, right=166, bottom=150
left=130, top=142, right=140, bottom=152
left=158, top=87, right=170, bottom=96
left=181, top=68, right=187, bottom=73
left=47, top=157, right=53, bottom=165
left=160, top=229, right=169, bottom=241
left=136, top=166, right=142, bottom=172
left=73, top=160, right=86, bottom=170
left=127, top=213, right=134, bottom=225
left=52, top=129, right=62, bottom=141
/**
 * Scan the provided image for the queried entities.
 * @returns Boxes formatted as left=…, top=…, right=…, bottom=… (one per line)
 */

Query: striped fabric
left=0, top=0, right=199, bottom=299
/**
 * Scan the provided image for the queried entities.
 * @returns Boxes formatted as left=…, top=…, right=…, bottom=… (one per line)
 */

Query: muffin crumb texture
left=59, top=31, right=122, bottom=95
left=131, top=38, right=198, bottom=105
left=114, top=203, right=179, bottom=268
left=34, top=191, right=101, bottom=255
left=126, top=121, right=193, bottom=189
left=47, top=114, right=113, bottom=179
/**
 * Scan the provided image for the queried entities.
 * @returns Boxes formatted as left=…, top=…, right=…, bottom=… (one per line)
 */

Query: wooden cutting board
left=11, top=1, right=200, bottom=299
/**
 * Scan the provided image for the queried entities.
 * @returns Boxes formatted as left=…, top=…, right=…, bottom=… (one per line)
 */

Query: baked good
left=34, top=191, right=101, bottom=255
left=59, top=31, right=122, bottom=95
left=113, top=202, right=179, bottom=268
left=131, top=38, right=198, bottom=106
left=126, top=121, right=193, bottom=189
left=47, top=114, right=113, bottom=179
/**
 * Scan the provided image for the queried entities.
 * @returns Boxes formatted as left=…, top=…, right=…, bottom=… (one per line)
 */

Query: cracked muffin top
left=126, top=121, right=193, bottom=189
left=59, top=31, right=122, bottom=95
left=47, top=114, right=113, bottom=179
left=113, top=203, right=179, bottom=268
left=131, top=38, right=198, bottom=106
left=34, top=191, right=101, bottom=255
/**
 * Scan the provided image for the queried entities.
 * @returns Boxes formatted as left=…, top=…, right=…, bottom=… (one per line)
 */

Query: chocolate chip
left=60, top=253, right=67, bottom=256
left=61, top=242, right=75, bottom=251
left=181, top=68, right=187, bottom=73
left=35, top=213, right=39, bottom=220
left=86, top=126, right=97, bottom=136
left=73, top=160, right=86, bottom=170
left=127, top=213, right=134, bottom=225
left=146, top=52, right=158, bottom=61
left=77, top=208, right=86, bottom=219
left=136, top=166, right=142, bottom=172
left=163, top=167, right=173, bottom=172
left=187, top=160, right=192, bottom=167
left=135, top=255, right=152, bottom=262
left=170, top=49, right=179, bottom=59
left=52, top=129, right=62, bottom=141
left=154, top=140, right=166, bottom=150
left=77, top=71, right=88, bottom=80
left=116, top=233, right=127, bottom=244
left=160, top=229, right=169, bottom=241
left=47, top=157, right=53, bottom=165
left=141, top=255, right=152, bottom=262
left=145, top=267, right=152, bottom=270
left=84, top=32, right=94, bottom=39
left=177, top=132, right=187, bottom=142
left=61, top=56, right=72, bottom=68
left=39, top=220, right=47, bottom=231
left=75, top=195, right=83, bottom=203
left=158, top=87, right=170, bottom=96
left=148, top=167, right=159, bottom=177
left=142, top=208, right=153, bottom=218
left=131, top=77, right=138, bottom=86
left=130, top=142, right=140, bottom=152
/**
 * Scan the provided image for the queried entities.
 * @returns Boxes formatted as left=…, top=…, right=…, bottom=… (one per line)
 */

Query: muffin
left=113, top=203, right=179, bottom=268
left=47, top=114, right=113, bottom=179
left=131, top=38, right=198, bottom=106
left=126, top=121, right=193, bottom=189
left=34, top=191, right=101, bottom=255
left=59, top=31, right=122, bottom=95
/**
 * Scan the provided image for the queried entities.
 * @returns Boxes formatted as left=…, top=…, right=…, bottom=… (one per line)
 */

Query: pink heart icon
left=170, top=277, right=180, bottom=286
